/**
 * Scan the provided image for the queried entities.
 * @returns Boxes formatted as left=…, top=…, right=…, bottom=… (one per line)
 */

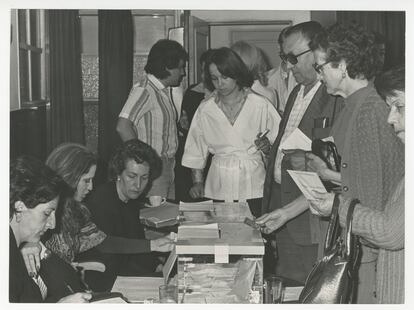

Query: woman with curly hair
left=308, top=66, right=405, bottom=303
left=85, top=139, right=175, bottom=290
left=231, top=40, right=279, bottom=110
left=307, top=23, right=404, bottom=303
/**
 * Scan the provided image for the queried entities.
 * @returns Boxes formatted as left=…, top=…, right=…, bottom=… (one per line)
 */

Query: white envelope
left=280, top=128, right=312, bottom=151
left=287, top=170, right=327, bottom=200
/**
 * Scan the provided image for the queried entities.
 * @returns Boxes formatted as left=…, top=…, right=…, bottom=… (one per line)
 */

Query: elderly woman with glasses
left=307, top=23, right=404, bottom=303
left=308, top=66, right=405, bottom=304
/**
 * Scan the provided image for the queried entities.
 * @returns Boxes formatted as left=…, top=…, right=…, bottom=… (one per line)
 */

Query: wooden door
left=185, top=14, right=209, bottom=85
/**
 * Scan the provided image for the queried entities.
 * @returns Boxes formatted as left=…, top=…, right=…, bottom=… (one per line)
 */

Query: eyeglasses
left=313, top=61, right=330, bottom=74
left=279, top=49, right=311, bottom=65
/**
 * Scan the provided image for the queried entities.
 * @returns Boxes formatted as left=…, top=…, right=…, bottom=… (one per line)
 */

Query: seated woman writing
left=21, top=142, right=174, bottom=292
left=10, top=156, right=90, bottom=303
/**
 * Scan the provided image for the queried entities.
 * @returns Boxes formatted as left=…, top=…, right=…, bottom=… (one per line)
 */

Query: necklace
left=218, top=89, right=247, bottom=125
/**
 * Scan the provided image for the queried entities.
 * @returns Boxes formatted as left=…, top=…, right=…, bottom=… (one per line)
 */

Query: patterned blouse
left=45, top=202, right=106, bottom=264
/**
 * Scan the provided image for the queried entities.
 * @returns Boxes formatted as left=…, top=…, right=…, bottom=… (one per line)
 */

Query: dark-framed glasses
left=313, top=61, right=330, bottom=74
left=279, top=49, right=311, bottom=65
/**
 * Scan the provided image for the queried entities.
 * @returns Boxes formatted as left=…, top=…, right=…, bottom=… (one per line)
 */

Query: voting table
left=175, top=202, right=264, bottom=303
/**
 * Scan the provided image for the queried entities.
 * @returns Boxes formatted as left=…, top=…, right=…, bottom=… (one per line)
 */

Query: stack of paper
left=111, top=276, right=165, bottom=303
left=139, top=203, right=179, bottom=228
left=178, top=223, right=220, bottom=239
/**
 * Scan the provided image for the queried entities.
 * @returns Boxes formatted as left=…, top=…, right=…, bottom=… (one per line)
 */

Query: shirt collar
left=147, top=74, right=167, bottom=90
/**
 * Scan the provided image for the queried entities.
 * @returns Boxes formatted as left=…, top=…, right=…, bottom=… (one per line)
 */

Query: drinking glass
left=264, top=276, right=284, bottom=304
left=159, top=284, right=178, bottom=303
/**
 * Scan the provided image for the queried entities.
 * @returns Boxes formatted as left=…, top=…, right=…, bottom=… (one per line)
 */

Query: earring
left=117, top=176, right=121, bottom=182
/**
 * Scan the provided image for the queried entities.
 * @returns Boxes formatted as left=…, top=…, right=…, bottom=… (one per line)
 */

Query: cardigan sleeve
left=339, top=180, right=404, bottom=251
left=349, top=96, right=403, bottom=212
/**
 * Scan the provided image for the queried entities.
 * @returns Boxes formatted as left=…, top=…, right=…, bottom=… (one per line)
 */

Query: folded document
left=287, top=170, right=327, bottom=200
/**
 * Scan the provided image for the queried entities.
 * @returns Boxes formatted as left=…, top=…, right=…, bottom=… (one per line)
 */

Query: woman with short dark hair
left=10, top=156, right=90, bottom=303
left=309, top=65, right=405, bottom=303
left=308, top=23, right=404, bottom=303
left=182, top=47, right=281, bottom=217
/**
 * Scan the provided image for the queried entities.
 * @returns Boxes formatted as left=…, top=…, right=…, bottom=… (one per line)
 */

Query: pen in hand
left=257, top=129, right=270, bottom=139
left=248, top=129, right=270, bottom=155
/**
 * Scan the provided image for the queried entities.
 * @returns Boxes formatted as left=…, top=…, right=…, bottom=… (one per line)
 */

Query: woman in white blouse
left=182, top=47, right=281, bottom=217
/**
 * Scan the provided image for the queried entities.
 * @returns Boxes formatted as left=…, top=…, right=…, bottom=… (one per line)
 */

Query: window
left=11, top=9, right=49, bottom=108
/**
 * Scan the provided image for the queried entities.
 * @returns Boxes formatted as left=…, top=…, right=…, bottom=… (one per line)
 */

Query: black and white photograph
left=1, top=0, right=412, bottom=307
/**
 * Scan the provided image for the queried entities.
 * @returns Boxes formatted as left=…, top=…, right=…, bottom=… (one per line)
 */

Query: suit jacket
left=9, top=228, right=43, bottom=303
left=262, top=83, right=344, bottom=245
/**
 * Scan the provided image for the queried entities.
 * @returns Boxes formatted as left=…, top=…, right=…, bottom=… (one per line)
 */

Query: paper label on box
left=214, top=244, right=229, bottom=263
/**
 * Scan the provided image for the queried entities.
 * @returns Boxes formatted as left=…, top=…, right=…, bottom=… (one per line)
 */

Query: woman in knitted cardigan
left=256, top=23, right=404, bottom=303
left=309, top=66, right=405, bottom=303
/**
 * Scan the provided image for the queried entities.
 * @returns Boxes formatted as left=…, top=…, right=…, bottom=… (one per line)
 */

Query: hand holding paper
left=308, top=191, right=335, bottom=216
left=287, top=170, right=327, bottom=201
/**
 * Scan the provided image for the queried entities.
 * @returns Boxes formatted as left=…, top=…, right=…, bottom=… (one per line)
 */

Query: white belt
left=213, top=151, right=261, bottom=202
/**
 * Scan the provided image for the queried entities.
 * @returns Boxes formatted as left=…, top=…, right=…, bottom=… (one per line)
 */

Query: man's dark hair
left=285, top=21, right=324, bottom=46
left=144, top=39, right=188, bottom=79
left=277, top=26, right=291, bottom=46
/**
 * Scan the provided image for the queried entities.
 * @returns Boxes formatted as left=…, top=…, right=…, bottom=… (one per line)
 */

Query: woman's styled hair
left=310, top=22, right=383, bottom=80
left=10, top=155, right=66, bottom=219
left=374, top=65, right=405, bottom=101
left=108, top=139, right=162, bottom=182
left=204, top=47, right=254, bottom=91
left=231, top=41, right=270, bottom=86
left=44, top=143, right=96, bottom=242
left=144, top=39, right=188, bottom=80
left=46, top=143, right=96, bottom=190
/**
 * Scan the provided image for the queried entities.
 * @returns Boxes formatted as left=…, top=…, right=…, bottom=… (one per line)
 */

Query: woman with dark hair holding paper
left=182, top=47, right=280, bottom=217
left=309, top=66, right=405, bottom=304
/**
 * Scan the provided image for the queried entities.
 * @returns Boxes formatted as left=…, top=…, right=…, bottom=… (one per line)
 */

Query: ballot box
left=175, top=202, right=264, bottom=303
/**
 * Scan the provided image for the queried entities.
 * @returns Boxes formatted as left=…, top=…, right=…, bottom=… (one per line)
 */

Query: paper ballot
left=287, top=170, right=327, bottom=200
left=280, top=128, right=312, bottom=151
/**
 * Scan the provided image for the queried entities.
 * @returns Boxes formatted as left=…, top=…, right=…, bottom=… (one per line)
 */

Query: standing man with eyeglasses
left=257, top=21, right=344, bottom=283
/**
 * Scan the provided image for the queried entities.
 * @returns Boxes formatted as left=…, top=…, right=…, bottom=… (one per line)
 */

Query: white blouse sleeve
left=264, top=100, right=281, bottom=144
left=182, top=106, right=210, bottom=169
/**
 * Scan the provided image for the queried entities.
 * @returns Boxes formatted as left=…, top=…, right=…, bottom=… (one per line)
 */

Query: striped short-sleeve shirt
left=119, top=74, right=178, bottom=158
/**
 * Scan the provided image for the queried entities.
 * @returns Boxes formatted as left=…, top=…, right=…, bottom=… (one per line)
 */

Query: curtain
left=336, top=11, right=405, bottom=69
left=97, top=10, right=133, bottom=181
left=49, top=10, right=85, bottom=149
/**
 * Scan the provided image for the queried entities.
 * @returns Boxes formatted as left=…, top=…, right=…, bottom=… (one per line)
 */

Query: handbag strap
left=323, top=193, right=340, bottom=253
left=325, top=141, right=341, bottom=172
left=344, top=198, right=360, bottom=258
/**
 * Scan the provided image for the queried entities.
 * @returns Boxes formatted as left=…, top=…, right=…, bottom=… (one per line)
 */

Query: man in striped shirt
left=117, top=39, right=188, bottom=200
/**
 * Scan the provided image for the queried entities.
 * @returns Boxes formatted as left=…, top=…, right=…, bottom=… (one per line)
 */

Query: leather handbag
left=311, top=139, right=341, bottom=192
left=298, top=194, right=362, bottom=303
